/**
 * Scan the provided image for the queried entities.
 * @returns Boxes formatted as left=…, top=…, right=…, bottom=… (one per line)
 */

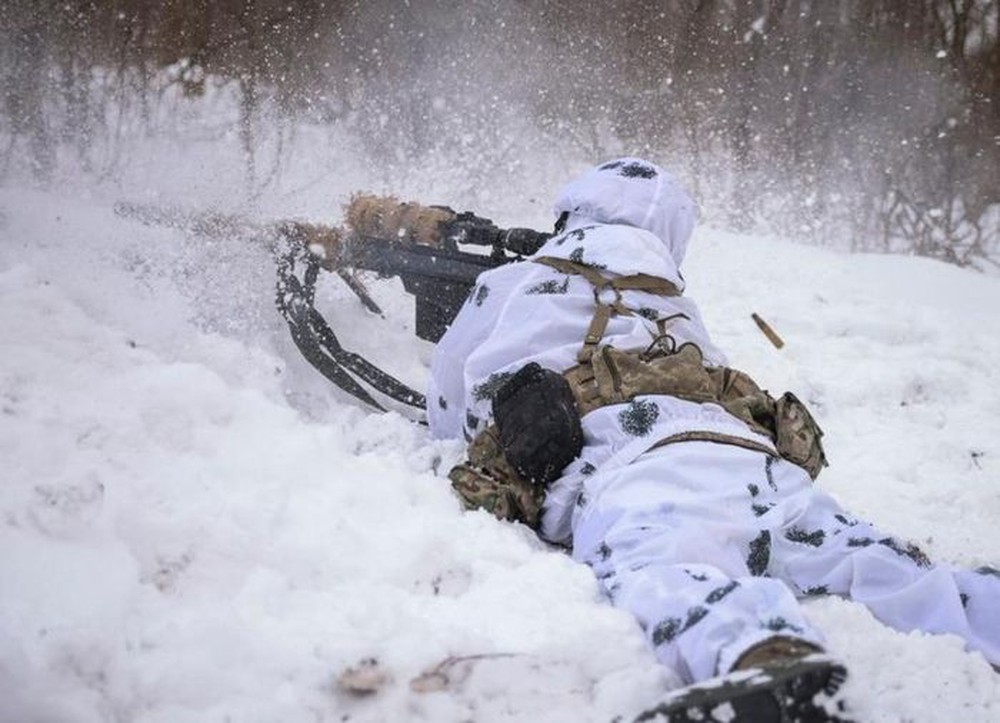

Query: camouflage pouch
left=772, top=392, right=828, bottom=480
left=447, top=425, right=545, bottom=529
left=596, top=343, right=717, bottom=406
left=707, top=365, right=783, bottom=440
left=564, top=343, right=716, bottom=416
left=565, top=343, right=829, bottom=480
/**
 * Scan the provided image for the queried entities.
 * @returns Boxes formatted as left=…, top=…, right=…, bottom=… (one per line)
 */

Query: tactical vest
left=536, top=256, right=827, bottom=480
left=448, top=257, right=827, bottom=529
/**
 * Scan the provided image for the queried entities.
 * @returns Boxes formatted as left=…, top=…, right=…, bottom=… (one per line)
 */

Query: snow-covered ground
left=2, top=170, right=999, bottom=722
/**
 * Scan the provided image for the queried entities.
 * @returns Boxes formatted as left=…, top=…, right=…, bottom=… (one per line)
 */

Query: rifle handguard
left=345, top=193, right=455, bottom=247
left=345, top=193, right=550, bottom=256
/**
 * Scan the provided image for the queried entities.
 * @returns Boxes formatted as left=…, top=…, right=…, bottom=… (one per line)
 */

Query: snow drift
left=1, top=183, right=999, bottom=722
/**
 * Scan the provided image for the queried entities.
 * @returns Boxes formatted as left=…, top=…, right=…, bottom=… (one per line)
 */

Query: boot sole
left=633, top=655, right=850, bottom=722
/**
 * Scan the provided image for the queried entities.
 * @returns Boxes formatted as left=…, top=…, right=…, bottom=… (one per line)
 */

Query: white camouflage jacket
left=428, top=158, right=775, bottom=545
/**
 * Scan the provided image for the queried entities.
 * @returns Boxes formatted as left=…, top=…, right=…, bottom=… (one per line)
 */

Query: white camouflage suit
left=428, top=158, right=1000, bottom=683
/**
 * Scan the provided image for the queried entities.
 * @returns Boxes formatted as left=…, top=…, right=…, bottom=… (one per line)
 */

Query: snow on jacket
left=427, top=158, right=776, bottom=545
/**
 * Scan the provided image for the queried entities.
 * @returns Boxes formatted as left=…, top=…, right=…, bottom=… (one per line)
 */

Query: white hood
left=553, top=158, right=696, bottom=268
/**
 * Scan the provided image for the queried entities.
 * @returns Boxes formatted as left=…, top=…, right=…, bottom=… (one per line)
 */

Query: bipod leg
left=335, top=268, right=384, bottom=317
left=276, top=251, right=388, bottom=411
left=275, top=235, right=426, bottom=413
left=303, top=304, right=427, bottom=409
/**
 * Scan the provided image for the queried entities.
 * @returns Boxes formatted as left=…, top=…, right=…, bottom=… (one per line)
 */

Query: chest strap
left=533, top=256, right=681, bottom=363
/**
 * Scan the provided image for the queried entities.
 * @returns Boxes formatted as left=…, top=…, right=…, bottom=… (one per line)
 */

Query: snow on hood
left=553, top=158, right=696, bottom=268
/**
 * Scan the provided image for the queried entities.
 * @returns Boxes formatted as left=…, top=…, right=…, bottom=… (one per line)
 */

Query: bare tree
left=0, top=0, right=995, bottom=267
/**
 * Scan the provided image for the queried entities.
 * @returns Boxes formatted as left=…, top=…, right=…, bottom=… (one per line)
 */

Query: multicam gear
left=447, top=257, right=827, bottom=528
left=542, top=255, right=827, bottom=479
left=448, top=425, right=546, bottom=527
left=772, top=391, right=827, bottom=480
left=566, top=342, right=828, bottom=479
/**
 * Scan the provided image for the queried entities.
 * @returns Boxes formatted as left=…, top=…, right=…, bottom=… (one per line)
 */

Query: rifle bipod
left=113, top=194, right=552, bottom=417
left=275, top=232, right=428, bottom=415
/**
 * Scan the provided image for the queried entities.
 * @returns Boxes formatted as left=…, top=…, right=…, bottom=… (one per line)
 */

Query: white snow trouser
left=571, top=441, right=1000, bottom=683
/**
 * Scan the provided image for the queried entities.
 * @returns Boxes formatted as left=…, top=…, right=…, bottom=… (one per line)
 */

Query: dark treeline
left=1, top=0, right=998, bottom=268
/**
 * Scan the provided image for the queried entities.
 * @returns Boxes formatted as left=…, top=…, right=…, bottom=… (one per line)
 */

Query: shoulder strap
left=533, top=256, right=682, bottom=363
left=533, top=257, right=681, bottom=297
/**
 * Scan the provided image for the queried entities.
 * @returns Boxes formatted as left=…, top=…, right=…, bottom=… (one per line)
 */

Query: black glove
left=492, top=362, right=583, bottom=486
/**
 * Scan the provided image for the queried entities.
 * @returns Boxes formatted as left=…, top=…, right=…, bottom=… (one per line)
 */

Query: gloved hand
left=448, top=426, right=545, bottom=528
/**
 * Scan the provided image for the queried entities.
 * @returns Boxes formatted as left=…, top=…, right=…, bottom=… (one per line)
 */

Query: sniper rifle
left=114, top=195, right=552, bottom=416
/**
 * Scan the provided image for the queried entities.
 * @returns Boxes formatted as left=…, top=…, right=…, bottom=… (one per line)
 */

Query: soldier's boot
left=729, top=636, right=849, bottom=721
left=633, top=636, right=850, bottom=722
left=732, top=635, right=826, bottom=670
